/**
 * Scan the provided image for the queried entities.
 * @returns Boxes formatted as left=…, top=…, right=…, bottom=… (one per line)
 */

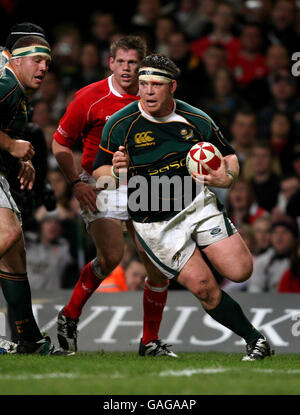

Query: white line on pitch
left=0, top=372, right=124, bottom=380
left=159, top=368, right=228, bottom=376
left=159, top=367, right=300, bottom=377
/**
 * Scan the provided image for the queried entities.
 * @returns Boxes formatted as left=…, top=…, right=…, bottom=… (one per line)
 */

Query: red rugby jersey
left=53, top=75, right=139, bottom=174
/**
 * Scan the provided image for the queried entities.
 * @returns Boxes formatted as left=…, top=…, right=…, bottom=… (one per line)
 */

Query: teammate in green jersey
left=0, top=35, right=56, bottom=354
left=93, top=54, right=274, bottom=361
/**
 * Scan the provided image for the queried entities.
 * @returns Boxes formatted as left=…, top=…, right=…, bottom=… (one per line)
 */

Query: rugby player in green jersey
left=0, top=35, right=56, bottom=354
left=93, top=54, right=273, bottom=361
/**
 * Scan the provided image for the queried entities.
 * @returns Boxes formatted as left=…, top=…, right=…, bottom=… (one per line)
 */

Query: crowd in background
left=5, top=0, right=300, bottom=294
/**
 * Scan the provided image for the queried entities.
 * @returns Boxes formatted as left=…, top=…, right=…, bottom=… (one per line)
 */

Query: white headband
left=11, top=45, right=51, bottom=60
left=139, top=67, right=174, bottom=83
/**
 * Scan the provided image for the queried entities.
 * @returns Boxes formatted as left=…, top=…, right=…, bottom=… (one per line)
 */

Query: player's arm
left=93, top=145, right=128, bottom=182
left=52, top=140, right=98, bottom=212
left=52, top=94, right=100, bottom=212
left=0, top=86, right=35, bottom=160
left=192, top=115, right=239, bottom=188
left=0, top=130, right=35, bottom=160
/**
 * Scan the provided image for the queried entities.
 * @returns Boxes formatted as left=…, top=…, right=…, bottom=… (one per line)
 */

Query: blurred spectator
left=25, top=214, right=77, bottom=290
left=247, top=143, right=281, bottom=212
left=252, top=215, right=272, bottom=256
left=130, top=0, right=162, bottom=50
left=168, top=30, right=206, bottom=106
left=33, top=71, right=66, bottom=123
left=240, top=0, right=273, bottom=27
left=265, top=43, right=290, bottom=73
left=266, top=0, right=300, bottom=56
left=226, top=178, right=268, bottom=229
left=278, top=237, right=300, bottom=293
left=51, top=24, right=82, bottom=93
left=248, top=218, right=297, bottom=292
left=36, top=168, right=78, bottom=222
left=290, top=144, right=300, bottom=175
left=230, top=110, right=257, bottom=169
left=258, top=69, right=300, bottom=140
left=97, top=257, right=146, bottom=293
left=154, top=15, right=177, bottom=55
left=190, top=1, right=241, bottom=64
left=268, top=111, right=293, bottom=173
left=31, top=99, right=54, bottom=129
left=76, top=42, right=104, bottom=88
left=196, top=43, right=228, bottom=99
left=295, top=4, right=300, bottom=37
left=175, top=0, right=217, bottom=40
left=199, top=66, right=250, bottom=138
left=229, top=22, right=268, bottom=88
left=90, top=11, right=119, bottom=70
left=273, top=175, right=300, bottom=219
left=36, top=167, right=94, bottom=274
left=124, top=258, right=147, bottom=290
left=286, top=190, right=300, bottom=230
left=244, top=44, right=290, bottom=110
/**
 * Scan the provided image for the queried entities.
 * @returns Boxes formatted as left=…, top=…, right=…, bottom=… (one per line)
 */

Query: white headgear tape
left=138, top=67, right=174, bottom=83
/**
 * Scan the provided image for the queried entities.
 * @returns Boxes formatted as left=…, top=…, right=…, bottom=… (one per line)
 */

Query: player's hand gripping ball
left=186, top=142, right=222, bottom=175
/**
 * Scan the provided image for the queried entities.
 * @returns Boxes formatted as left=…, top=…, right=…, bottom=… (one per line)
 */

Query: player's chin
left=30, top=79, right=43, bottom=89
left=120, top=78, right=133, bottom=87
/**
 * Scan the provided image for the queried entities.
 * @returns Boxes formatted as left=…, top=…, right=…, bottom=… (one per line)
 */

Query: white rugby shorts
left=133, top=187, right=237, bottom=279
left=79, top=170, right=129, bottom=226
left=0, top=174, right=22, bottom=223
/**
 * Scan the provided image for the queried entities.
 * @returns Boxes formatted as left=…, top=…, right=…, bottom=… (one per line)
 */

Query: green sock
left=1, top=277, right=42, bottom=342
left=206, top=290, right=263, bottom=344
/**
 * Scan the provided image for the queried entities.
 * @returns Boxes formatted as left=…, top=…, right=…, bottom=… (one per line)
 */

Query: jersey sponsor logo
left=148, top=157, right=186, bottom=175
left=134, top=131, right=155, bottom=147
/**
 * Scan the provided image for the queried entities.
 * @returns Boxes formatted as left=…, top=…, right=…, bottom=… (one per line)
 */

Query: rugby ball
left=186, top=142, right=222, bottom=175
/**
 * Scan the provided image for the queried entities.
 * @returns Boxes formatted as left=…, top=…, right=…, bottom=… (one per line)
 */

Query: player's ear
left=12, top=57, right=22, bottom=67
left=108, top=56, right=115, bottom=72
left=170, top=80, right=177, bottom=94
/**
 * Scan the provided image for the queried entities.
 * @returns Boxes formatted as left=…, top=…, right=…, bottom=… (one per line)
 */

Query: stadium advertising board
left=1, top=291, right=300, bottom=353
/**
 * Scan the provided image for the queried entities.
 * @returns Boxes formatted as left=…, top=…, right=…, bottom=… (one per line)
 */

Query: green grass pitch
left=1, top=352, right=300, bottom=395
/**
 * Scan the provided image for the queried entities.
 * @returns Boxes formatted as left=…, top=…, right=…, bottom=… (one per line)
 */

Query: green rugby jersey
left=0, top=63, right=28, bottom=175
left=95, top=99, right=235, bottom=223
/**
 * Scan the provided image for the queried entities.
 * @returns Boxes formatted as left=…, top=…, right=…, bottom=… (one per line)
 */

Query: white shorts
left=79, top=170, right=129, bottom=226
left=0, top=174, right=22, bottom=223
left=133, top=187, right=237, bottom=279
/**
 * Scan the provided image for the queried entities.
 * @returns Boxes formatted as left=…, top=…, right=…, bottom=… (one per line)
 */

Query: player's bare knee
left=179, top=272, right=211, bottom=297
left=97, top=251, right=123, bottom=275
